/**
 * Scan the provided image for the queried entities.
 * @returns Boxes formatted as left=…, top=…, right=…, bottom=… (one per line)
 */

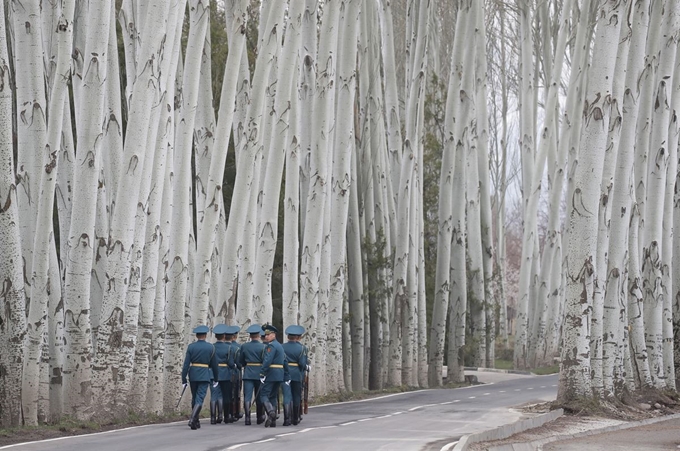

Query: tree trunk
left=558, top=0, right=625, bottom=403
left=0, top=0, right=27, bottom=425
left=299, top=0, right=340, bottom=393
left=23, top=0, right=75, bottom=426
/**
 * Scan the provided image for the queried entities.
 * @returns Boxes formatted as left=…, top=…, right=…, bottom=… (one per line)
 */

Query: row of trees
left=2, top=0, right=680, bottom=429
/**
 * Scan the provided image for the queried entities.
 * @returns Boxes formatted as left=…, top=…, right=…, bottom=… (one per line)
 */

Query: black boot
left=244, top=402, right=251, bottom=425
left=256, top=402, right=265, bottom=424
left=264, top=401, right=277, bottom=428
left=232, top=399, right=240, bottom=422
left=216, top=399, right=223, bottom=424
left=189, top=404, right=202, bottom=430
left=292, top=405, right=299, bottom=425
left=235, top=398, right=243, bottom=420
left=283, top=402, right=292, bottom=426
left=226, top=401, right=234, bottom=423
left=210, top=400, right=217, bottom=424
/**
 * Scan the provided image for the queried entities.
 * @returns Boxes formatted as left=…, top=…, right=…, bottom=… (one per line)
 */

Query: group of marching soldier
left=181, top=323, right=310, bottom=430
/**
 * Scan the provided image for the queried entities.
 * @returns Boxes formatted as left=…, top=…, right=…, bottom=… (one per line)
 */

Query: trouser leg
left=283, top=402, right=292, bottom=426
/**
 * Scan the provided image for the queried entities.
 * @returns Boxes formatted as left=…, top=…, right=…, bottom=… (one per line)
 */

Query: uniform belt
left=270, top=364, right=283, bottom=368
left=218, top=363, right=228, bottom=367
left=246, top=363, right=262, bottom=366
left=191, top=363, right=209, bottom=368
left=288, top=363, right=299, bottom=366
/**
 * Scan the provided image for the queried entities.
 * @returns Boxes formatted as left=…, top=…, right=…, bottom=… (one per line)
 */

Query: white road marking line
left=527, top=387, right=534, bottom=390
left=393, top=411, right=403, bottom=415
left=226, top=444, right=250, bottom=450
left=276, top=433, right=297, bottom=437
left=341, top=421, right=358, bottom=426
left=499, top=390, right=506, bottom=393
left=311, top=389, right=435, bottom=409
left=0, top=422, right=182, bottom=449
left=453, top=400, right=460, bottom=403
left=468, top=396, right=476, bottom=399
left=376, top=414, right=392, bottom=419
left=298, top=428, right=314, bottom=433
left=440, top=440, right=459, bottom=451
left=440, top=401, right=453, bottom=405
left=254, top=438, right=276, bottom=444
left=358, top=418, right=374, bottom=422
left=483, top=393, right=491, bottom=396
left=409, top=403, right=438, bottom=411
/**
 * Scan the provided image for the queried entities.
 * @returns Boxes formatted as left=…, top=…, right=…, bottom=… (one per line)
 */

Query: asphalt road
left=0, top=372, right=558, bottom=451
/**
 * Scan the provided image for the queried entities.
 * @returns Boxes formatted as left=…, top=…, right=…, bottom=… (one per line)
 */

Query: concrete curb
left=527, top=412, right=680, bottom=451
left=452, top=409, right=564, bottom=451
left=464, top=367, right=533, bottom=376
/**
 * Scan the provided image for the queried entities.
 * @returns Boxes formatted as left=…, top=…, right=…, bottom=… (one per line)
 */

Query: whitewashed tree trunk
left=299, top=0, right=340, bottom=393
left=103, top=2, right=124, bottom=201
left=602, top=0, right=651, bottom=397
left=660, top=39, right=680, bottom=391
left=429, top=3, right=470, bottom=385
left=379, top=0, right=403, bottom=200
left=673, top=52, right=680, bottom=392
left=347, top=145, right=364, bottom=391
left=390, top=0, right=429, bottom=387
left=194, top=0, right=247, bottom=330
left=130, top=3, right=184, bottom=410
left=62, top=0, right=113, bottom=420
left=592, top=18, right=630, bottom=396
left=218, top=0, right=284, bottom=330
left=154, top=10, right=183, bottom=413
left=93, top=0, right=170, bottom=413
left=629, top=202, right=652, bottom=387
left=634, top=3, right=664, bottom=240
left=474, top=1, right=496, bottom=368
left=283, top=81, right=301, bottom=329
left=327, top=0, right=360, bottom=393
left=447, top=136, right=468, bottom=384
left=558, top=0, right=624, bottom=403
left=12, top=0, right=47, bottom=311
left=253, top=0, right=304, bottom=326
left=23, top=0, right=75, bottom=426
left=641, top=1, right=679, bottom=389
left=528, top=0, right=574, bottom=369
left=0, top=0, right=27, bottom=425
left=514, top=0, right=536, bottom=370
left=296, top=0, right=317, bottom=249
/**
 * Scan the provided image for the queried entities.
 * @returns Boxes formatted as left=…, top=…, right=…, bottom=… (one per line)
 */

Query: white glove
left=183, top=382, right=188, bottom=388
left=306, top=364, right=311, bottom=371
left=212, top=381, right=219, bottom=388
left=260, top=376, right=266, bottom=384
left=285, top=380, right=291, bottom=386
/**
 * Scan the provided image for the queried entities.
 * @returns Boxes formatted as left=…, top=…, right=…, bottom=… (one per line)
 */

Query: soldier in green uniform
left=259, top=324, right=289, bottom=428
left=281, top=325, right=308, bottom=426
left=181, top=325, right=219, bottom=430
left=211, top=324, right=233, bottom=424
left=229, top=326, right=243, bottom=422
left=239, top=324, right=265, bottom=425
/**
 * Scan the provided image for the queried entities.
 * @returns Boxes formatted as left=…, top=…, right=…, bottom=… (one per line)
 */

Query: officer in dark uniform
left=259, top=324, right=289, bottom=428
left=181, top=325, right=218, bottom=430
left=239, top=324, right=265, bottom=425
left=222, top=325, right=240, bottom=423
left=229, top=326, right=243, bottom=422
left=281, top=325, right=308, bottom=426
left=211, top=324, right=234, bottom=424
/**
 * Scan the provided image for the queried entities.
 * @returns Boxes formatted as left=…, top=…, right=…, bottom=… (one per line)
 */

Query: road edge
left=452, top=409, right=564, bottom=451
